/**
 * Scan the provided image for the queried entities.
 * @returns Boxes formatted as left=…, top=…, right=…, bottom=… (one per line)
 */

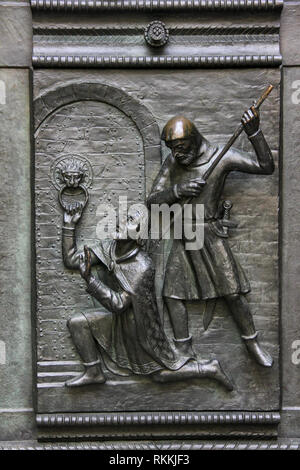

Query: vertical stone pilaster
left=0, top=1, right=34, bottom=440
left=279, top=0, right=300, bottom=440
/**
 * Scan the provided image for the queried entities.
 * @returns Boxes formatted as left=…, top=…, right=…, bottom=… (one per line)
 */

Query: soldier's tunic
left=149, top=138, right=269, bottom=300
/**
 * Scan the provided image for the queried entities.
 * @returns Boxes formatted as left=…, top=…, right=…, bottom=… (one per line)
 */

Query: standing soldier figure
left=147, top=106, right=274, bottom=367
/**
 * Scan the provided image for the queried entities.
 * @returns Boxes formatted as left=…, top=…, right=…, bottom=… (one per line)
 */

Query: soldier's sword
left=201, top=84, right=274, bottom=330
left=184, top=84, right=275, bottom=198
left=157, top=84, right=274, bottom=328
left=202, top=83, right=274, bottom=183
left=158, top=84, right=274, bottom=242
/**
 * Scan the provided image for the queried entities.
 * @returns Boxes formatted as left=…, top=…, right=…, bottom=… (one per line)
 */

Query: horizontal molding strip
left=36, top=431, right=278, bottom=440
left=0, top=441, right=297, bottom=450
left=32, top=54, right=282, bottom=67
left=31, top=0, right=284, bottom=11
left=36, top=411, right=281, bottom=427
left=33, top=24, right=280, bottom=35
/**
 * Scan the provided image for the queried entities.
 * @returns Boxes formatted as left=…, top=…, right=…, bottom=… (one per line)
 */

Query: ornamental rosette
left=144, top=21, right=169, bottom=48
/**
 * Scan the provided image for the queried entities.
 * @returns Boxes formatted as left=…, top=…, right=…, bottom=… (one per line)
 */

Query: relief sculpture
left=0, top=0, right=287, bottom=446
left=60, top=204, right=233, bottom=389
left=147, top=86, right=275, bottom=369
left=55, top=84, right=275, bottom=394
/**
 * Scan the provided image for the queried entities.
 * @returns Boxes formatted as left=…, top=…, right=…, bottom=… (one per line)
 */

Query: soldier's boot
left=199, top=359, right=234, bottom=391
left=152, top=359, right=233, bottom=391
left=242, top=332, right=273, bottom=368
left=173, top=335, right=196, bottom=359
left=225, top=293, right=273, bottom=368
left=65, top=359, right=106, bottom=387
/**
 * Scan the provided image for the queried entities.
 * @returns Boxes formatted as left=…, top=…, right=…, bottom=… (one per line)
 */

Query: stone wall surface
left=0, top=0, right=34, bottom=440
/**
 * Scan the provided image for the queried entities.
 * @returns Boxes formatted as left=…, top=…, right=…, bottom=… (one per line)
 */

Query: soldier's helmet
left=161, top=116, right=201, bottom=147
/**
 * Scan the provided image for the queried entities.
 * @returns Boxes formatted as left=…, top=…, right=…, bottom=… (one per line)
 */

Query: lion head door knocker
left=51, top=155, right=93, bottom=210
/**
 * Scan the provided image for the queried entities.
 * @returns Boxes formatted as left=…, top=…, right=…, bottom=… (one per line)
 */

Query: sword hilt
left=222, top=200, right=237, bottom=230
left=223, top=200, right=232, bottom=219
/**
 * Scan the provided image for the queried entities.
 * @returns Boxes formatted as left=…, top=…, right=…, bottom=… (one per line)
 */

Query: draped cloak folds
left=83, top=240, right=192, bottom=376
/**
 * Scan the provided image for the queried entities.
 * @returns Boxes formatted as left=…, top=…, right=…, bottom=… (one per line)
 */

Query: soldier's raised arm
left=225, top=107, right=274, bottom=175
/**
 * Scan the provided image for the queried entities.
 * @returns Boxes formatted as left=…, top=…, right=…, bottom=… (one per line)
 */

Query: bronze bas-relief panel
left=34, top=68, right=279, bottom=416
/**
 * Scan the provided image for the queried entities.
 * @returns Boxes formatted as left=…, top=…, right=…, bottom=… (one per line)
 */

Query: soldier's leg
left=152, top=359, right=233, bottom=391
left=65, top=313, right=106, bottom=387
left=225, top=293, right=273, bottom=367
left=164, top=297, right=189, bottom=339
left=164, top=297, right=196, bottom=358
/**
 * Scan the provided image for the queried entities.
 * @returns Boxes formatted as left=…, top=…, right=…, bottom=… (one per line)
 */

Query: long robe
left=83, top=240, right=191, bottom=375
